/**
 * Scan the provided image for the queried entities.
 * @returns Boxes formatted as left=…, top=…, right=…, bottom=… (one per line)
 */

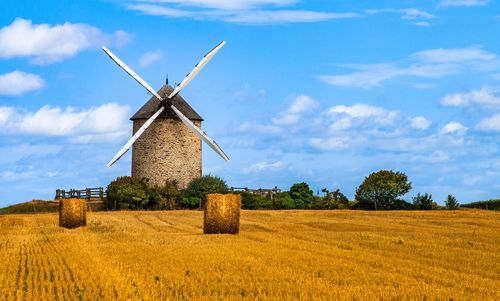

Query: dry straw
left=204, top=193, right=241, bottom=234
left=59, top=198, right=87, bottom=229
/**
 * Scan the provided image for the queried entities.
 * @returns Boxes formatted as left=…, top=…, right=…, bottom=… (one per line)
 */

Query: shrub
left=159, top=180, right=181, bottom=210
left=413, top=193, right=434, bottom=210
left=289, top=182, right=314, bottom=209
left=391, top=199, right=414, bottom=210
left=445, top=194, right=460, bottom=210
left=106, top=176, right=161, bottom=210
left=355, top=170, right=412, bottom=210
left=180, top=175, right=228, bottom=209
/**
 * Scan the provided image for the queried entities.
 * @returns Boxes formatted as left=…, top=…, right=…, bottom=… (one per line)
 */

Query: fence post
left=86, top=188, right=90, bottom=201
left=99, top=188, right=104, bottom=201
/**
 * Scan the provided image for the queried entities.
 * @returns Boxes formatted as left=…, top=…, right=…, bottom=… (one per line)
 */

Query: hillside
left=0, top=200, right=59, bottom=215
left=0, top=210, right=498, bottom=300
left=461, top=199, right=500, bottom=210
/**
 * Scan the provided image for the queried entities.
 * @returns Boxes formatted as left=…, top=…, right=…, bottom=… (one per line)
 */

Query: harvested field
left=0, top=210, right=498, bottom=300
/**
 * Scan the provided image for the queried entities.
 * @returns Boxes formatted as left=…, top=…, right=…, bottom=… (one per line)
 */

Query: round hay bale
left=59, top=198, right=87, bottom=229
left=204, top=193, right=241, bottom=234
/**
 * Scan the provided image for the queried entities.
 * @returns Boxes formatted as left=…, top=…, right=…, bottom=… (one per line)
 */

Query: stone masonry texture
left=132, top=118, right=202, bottom=189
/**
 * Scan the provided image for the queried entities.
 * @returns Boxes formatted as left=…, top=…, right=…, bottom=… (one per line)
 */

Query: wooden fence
left=55, top=187, right=106, bottom=201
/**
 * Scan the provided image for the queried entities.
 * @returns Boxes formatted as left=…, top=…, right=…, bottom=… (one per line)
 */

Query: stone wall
left=131, top=118, right=202, bottom=189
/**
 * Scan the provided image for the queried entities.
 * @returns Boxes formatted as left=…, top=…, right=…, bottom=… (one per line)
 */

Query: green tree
left=180, top=175, right=228, bottom=209
left=241, top=192, right=272, bottom=209
left=272, top=192, right=296, bottom=209
left=309, top=195, right=325, bottom=209
left=106, top=176, right=161, bottom=210
left=445, top=194, right=460, bottom=210
left=322, top=188, right=349, bottom=209
left=355, top=170, right=412, bottom=210
left=412, top=193, right=433, bottom=210
left=289, top=182, right=314, bottom=209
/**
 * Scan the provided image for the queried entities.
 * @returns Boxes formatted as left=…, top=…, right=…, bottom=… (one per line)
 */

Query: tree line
left=105, top=170, right=460, bottom=211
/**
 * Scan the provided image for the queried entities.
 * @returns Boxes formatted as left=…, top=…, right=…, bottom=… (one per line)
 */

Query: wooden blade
left=102, top=46, right=163, bottom=101
left=168, top=41, right=225, bottom=99
left=107, top=106, right=165, bottom=167
left=171, top=104, right=229, bottom=161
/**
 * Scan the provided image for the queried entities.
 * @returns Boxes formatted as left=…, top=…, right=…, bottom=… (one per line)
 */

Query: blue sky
left=0, top=0, right=499, bottom=206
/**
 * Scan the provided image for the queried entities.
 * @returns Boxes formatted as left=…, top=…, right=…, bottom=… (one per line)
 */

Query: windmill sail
left=171, top=105, right=229, bottom=161
left=168, top=41, right=225, bottom=99
left=107, top=106, right=165, bottom=167
left=102, top=47, right=163, bottom=101
left=103, top=41, right=229, bottom=167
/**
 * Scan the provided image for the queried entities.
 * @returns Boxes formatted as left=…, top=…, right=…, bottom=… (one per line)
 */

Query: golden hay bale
left=204, top=193, right=241, bottom=234
left=59, top=198, right=87, bottom=229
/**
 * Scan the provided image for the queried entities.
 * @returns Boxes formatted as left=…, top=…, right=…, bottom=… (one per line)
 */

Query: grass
left=0, top=200, right=59, bottom=215
left=0, top=210, right=498, bottom=300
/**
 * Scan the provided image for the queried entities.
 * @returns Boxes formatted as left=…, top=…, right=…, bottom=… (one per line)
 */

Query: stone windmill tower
left=102, top=42, right=229, bottom=188
left=130, top=85, right=203, bottom=188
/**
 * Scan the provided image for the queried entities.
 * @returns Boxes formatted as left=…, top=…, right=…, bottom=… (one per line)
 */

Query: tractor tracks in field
left=42, top=235, right=85, bottom=300
left=12, top=234, right=86, bottom=301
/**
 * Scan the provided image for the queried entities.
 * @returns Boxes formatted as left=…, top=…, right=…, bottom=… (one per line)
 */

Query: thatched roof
left=130, top=85, right=203, bottom=121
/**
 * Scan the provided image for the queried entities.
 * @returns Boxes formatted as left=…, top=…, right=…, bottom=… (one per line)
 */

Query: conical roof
left=130, top=85, right=203, bottom=121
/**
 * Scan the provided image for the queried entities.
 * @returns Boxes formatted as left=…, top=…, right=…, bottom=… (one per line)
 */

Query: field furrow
left=0, top=210, right=498, bottom=300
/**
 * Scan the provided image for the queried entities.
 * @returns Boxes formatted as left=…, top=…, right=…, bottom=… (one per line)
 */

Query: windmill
left=102, top=41, right=229, bottom=187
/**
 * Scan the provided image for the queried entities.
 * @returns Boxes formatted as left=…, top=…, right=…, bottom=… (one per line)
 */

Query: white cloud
left=127, top=1, right=359, bottom=25
left=476, top=114, right=500, bottom=132
left=325, top=104, right=398, bottom=130
left=0, top=71, right=45, bottom=96
left=138, top=50, right=164, bottom=67
left=411, top=150, right=450, bottom=163
left=272, top=95, right=318, bottom=125
left=441, top=87, right=500, bottom=108
left=439, top=0, right=489, bottom=7
left=411, top=116, right=431, bottom=130
left=0, top=107, right=14, bottom=124
left=233, top=84, right=267, bottom=102
left=320, top=46, right=499, bottom=89
left=414, top=46, right=497, bottom=63
left=413, top=83, right=434, bottom=89
left=244, top=160, right=284, bottom=174
left=224, top=10, right=358, bottom=24
left=0, top=18, right=130, bottom=64
left=128, top=4, right=194, bottom=17
left=237, top=121, right=282, bottom=134
left=364, top=8, right=433, bottom=26
left=414, top=21, right=431, bottom=27
left=440, top=121, right=468, bottom=135
left=399, top=8, right=434, bottom=20
left=137, top=0, right=297, bottom=10
left=309, top=137, right=347, bottom=150
left=0, top=103, right=130, bottom=143
left=0, top=144, right=61, bottom=165
left=319, top=63, right=457, bottom=89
